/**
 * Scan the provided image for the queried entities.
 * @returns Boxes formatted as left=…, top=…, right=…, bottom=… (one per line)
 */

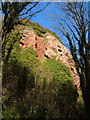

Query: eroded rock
left=19, top=30, right=80, bottom=89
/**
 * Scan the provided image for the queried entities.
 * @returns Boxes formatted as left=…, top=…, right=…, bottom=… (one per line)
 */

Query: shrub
left=34, top=58, right=79, bottom=118
left=3, top=44, right=79, bottom=118
left=3, top=108, right=20, bottom=119
left=33, top=23, right=47, bottom=37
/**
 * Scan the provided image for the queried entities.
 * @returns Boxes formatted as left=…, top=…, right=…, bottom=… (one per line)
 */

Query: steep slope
left=19, top=27, right=80, bottom=88
left=3, top=20, right=84, bottom=119
left=4, top=19, right=80, bottom=88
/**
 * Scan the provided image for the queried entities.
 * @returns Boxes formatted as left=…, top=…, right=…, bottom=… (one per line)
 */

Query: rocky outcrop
left=20, top=30, right=36, bottom=48
left=20, top=30, right=80, bottom=89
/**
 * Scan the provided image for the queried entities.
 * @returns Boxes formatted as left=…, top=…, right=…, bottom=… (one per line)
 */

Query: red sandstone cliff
left=20, top=30, right=80, bottom=88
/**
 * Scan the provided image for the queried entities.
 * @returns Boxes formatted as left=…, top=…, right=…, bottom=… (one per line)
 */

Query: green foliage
left=6, top=30, right=20, bottom=49
left=33, top=23, right=47, bottom=37
left=3, top=109, right=20, bottom=119
left=77, top=90, right=86, bottom=117
left=9, top=42, right=39, bottom=71
left=33, top=22, right=61, bottom=41
left=77, top=90, right=84, bottom=105
left=3, top=44, right=84, bottom=118
left=5, top=30, right=21, bottom=60
left=2, top=20, right=86, bottom=119
left=17, top=19, right=47, bottom=37
left=40, top=58, right=78, bottom=116
left=43, top=57, right=71, bottom=82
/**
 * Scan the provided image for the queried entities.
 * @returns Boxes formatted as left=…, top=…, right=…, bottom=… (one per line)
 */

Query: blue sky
left=30, top=2, right=69, bottom=47
left=30, top=2, right=89, bottom=52
left=1, top=2, right=89, bottom=51
left=31, top=2, right=57, bottom=33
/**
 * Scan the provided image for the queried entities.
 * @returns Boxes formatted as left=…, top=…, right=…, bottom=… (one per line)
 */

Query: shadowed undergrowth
left=2, top=20, right=86, bottom=119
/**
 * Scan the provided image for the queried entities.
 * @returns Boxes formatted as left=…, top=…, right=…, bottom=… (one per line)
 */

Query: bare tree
left=51, top=2, right=90, bottom=118
left=0, top=1, right=50, bottom=62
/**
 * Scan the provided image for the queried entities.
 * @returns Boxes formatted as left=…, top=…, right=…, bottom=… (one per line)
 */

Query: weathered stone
left=20, top=30, right=36, bottom=48
left=44, top=48, right=57, bottom=58
left=19, top=29, right=80, bottom=89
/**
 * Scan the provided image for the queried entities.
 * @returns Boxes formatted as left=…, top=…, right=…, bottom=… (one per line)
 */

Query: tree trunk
left=85, top=64, right=90, bottom=118
left=81, top=66, right=90, bottom=119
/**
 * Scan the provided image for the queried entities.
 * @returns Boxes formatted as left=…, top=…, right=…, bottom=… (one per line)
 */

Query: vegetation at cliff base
left=2, top=28, right=86, bottom=119
left=1, top=1, right=89, bottom=119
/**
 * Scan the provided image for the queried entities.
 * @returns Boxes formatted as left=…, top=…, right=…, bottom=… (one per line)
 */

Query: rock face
left=20, top=30, right=80, bottom=89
